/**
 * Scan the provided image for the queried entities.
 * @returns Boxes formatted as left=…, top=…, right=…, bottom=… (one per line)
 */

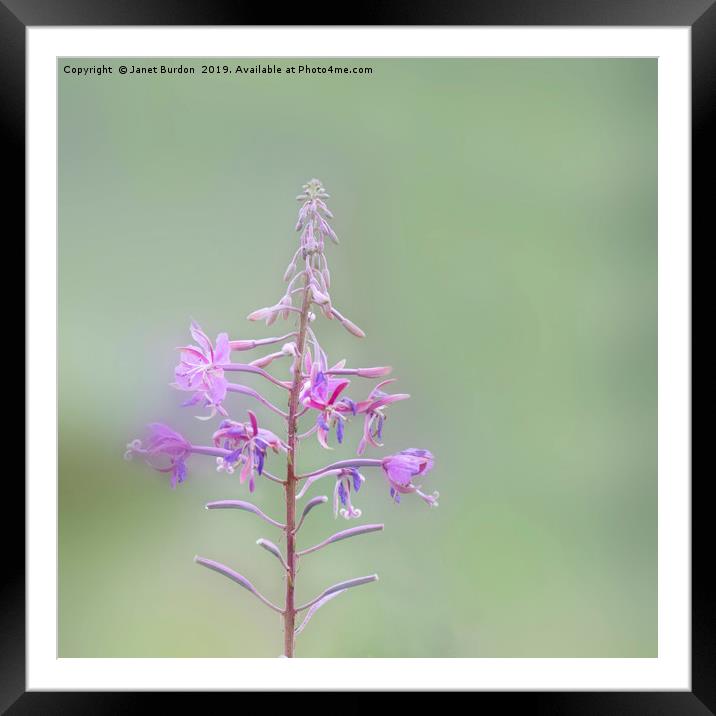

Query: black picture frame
left=9, top=1, right=707, bottom=711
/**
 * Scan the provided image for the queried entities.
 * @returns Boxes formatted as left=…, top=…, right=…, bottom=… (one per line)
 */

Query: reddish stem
left=283, top=276, right=312, bottom=657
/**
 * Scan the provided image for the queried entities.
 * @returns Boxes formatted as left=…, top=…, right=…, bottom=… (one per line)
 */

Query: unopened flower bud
left=310, top=283, right=331, bottom=306
left=357, top=366, right=392, bottom=378
left=340, top=315, right=365, bottom=338
left=283, top=261, right=296, bottom=282
left=278, top=295, right=293, bottom=320
left=250, top=351, right=284, bottom=368
left=247, top=307, right=272, bottom=321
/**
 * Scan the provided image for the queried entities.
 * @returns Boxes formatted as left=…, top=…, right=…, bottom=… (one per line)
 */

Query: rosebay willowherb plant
left=125, top=179, right=438, bottom=657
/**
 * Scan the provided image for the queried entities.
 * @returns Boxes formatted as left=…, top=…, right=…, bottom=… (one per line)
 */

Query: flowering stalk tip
left=126, top=179, right=437, bottom=657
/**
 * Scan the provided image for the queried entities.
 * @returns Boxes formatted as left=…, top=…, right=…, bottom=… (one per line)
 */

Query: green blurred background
left=58, top=58, right=657, bottom=657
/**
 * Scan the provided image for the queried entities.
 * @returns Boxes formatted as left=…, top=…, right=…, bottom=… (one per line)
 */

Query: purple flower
left=172, top=321, right=231, bottom=417
left=332, top=468, right=365, bottom=520
left=381, top=449, right=438, bottom=507
left=125, top=423, right=192, bottom=488
left=351, top=379, right=410, bottom=455
left=299, top=361, right=351, bottom=449
left=211, top=410, right=287, bottom=492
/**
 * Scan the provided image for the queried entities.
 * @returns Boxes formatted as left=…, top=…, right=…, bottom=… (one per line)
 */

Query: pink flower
left=381, top=449, right=438, bottom=507
left=333, top=468, right=365, bottom=520
left=173, top=321, right=231, bottom=417
left=125, top=423, right=191, bottom=488
left=299, top=364, right=351, bottom=449
left=211, top=411, right=287, bottom=492
left=351, top=379, right=410, bottom=455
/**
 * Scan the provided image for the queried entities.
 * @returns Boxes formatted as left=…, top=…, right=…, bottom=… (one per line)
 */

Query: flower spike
left=127, top=179, right=437, bottom=658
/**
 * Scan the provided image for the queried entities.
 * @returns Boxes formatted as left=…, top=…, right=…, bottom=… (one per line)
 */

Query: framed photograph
left=12, top=0, right=705, bottom=710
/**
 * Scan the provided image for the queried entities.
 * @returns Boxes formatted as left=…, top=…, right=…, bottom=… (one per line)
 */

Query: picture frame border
left=9, top=1, right=707, bottom=709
